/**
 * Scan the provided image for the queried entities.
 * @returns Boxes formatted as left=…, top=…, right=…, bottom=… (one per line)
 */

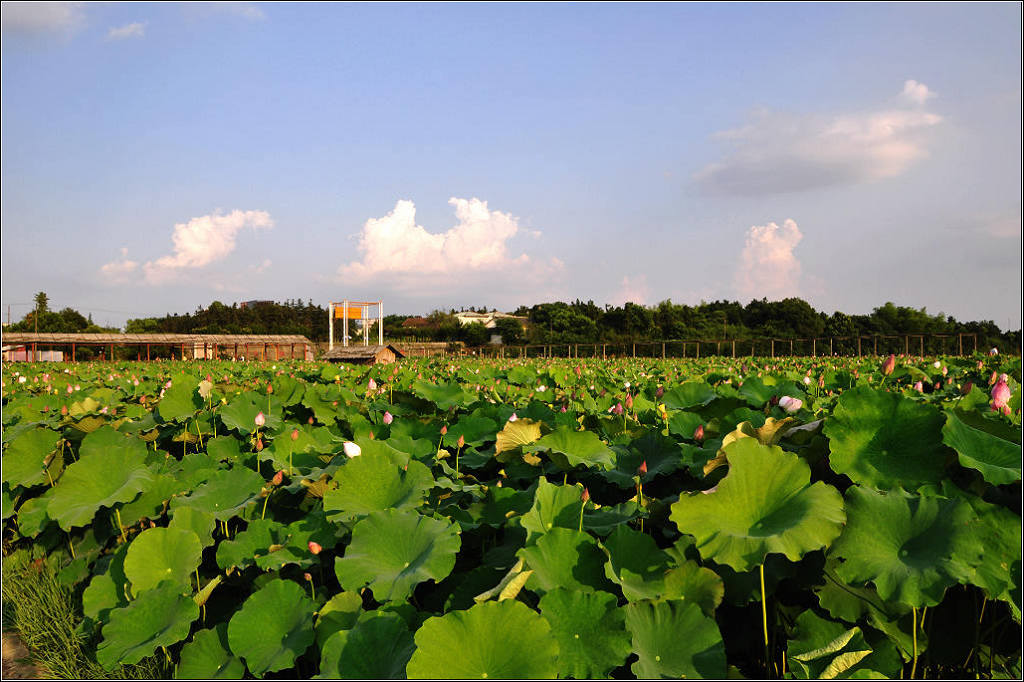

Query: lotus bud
left=457, top=434, right=465, bottom=448
left=369, top=431, right=375, bottom=440
left=581, top=487, right=590, bottom=502
left=255, top=438, right=263, bottom=451
left=882, top=354, right=896, bottom=376
left=383, top=411, right=393, bottom=425
left=624, top=394, right=634, bottom=410
left=308, top=541, right=322, bottom=555
left=991, top=378, right=1012, bottom=412
left=61, top=405, right=68, bottom=416
left=291, top=429, right=299, bottom=441
left=368, top=378, right=377, bottom=391
left=266, top=383, right=273, bottom=394
left=508, top=412, right=518, bottom=422
left=802, top=376, right=811, bottom=385
left=304, top=572, right=312, bottom=581
left=769, top=395, right=780, bottom=408
left=254, top=411, right=266, bottom=427
left=343, top=441, right=361, bottom=458
left=694, top=424, right=705, bottom=442
left=637, top=460, right=648, bottom=475
left=779, top=396, right=802, bottom=413
left=818, top=375, right=825, bottom=389
left=989, top=347, right=999, bottom=356
left=961, top=381, right=973, bottom=395
left=560, top=405, right=567, bottom=413
left=440, top=425, right=448, bottom=436
left=942, top=366, right=948, bottom=376
left=913, top=381, right=923, bottom=393
left=271, top=470, right=284, bottom=485
left=308, top=416, right=314, bottom=424
left=656, top=386, right=664, bottom=398
left=612, top=402, right=624, bottom=416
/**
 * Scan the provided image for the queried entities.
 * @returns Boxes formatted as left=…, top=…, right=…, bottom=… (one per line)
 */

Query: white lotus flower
left=779, top=396, right=803, bottom=413
left=343, top=441, right=362, bottom=458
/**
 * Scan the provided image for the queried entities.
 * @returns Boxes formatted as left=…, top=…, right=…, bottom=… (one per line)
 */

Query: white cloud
left=106, top=22, right=145, bottom=40
left=696, top=82, right=942, bottom=195
left=253, top=258, right=272, bottom=274
left=1, top=1, right=84, bottom=36
left=734, top=219, right=804, bottom=301
left=609, top=275, right=651, bottom=306
left=143, top=209, right=273, bottom=284
left=901, top=79, right=936, bottom=106
left=100, top=248, right=138, bottom=282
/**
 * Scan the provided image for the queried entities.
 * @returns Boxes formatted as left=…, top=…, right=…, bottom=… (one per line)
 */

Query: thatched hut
left=321, top=344, right=405, bottom=365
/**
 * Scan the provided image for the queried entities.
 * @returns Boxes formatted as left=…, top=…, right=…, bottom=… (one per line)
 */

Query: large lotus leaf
left=175, top=624, right=245, bottom=680
left=96, top=581, right=199, bottom=669
left=158, top=381, right=203, bottom=422
left=170, top=467, right=265, bottom=521
left=217, top=515, right=335, bottom=572
left=524, top=426, right=614, bottom=470
left=124, top=526, right=203, bottom=595
left=494, top=418, right=543, bottom=459
left=670, top=439, right=845, bottom=572
left=315, top=591, right=363, bottom=647
left=269, top=374, right=306, bottom=406
left=117, top=473, right=185, bottom=527
left=662, top=382, right=717, bottom=410
left=206, top=436, right=246, bottom=464
left=406, top=600, right=558, bottom=679
left=227, top=578, right=315, bottom=676
left=316, top=613, right=414, bottom=680
left=787, top=609, right=896, bottom=679
left=334, top=509, right=460, bottom=602
left=624, top=599, right=726, bottom=679
left=537, top=588, right=631, bottom=678
left=83, top=544, right=129, bottom=623
left=219, top=392, right=284, bottom=434
left=168, top=507, right=217, bottom=548
left=737, top=376, right=782, bottom=407
left=15, top=493, right=52, bottom=537
left=942, top=408, right=1021, bottom=485
left=704, top=417, right=794, bottom=475
left=47, top=442, right=153, bottom=531
left=602, top=525, right=673, bottom=601
left=824, top=386, right=947, bottom=489
left=661, top=560, right=725, bottom=617
left=829, top=486, right=984, bottom=607
left=2, top=427, right=59, bottom=489
left=323, top=453, right=432, bottom=521
left=518, top=528, right=616, bottom=595
left=411, top=380, right=474, bottom=410
left=668, top=410, right=705, bottom=439
left=79, top=425, right=149, bottom=461
left=959, top=491, right=1022, bottom=600
left=442, top=415, right=498, bottom=448
left=520, top=477, right=587, bottom=544
left=1, top=488, right=11, bottom=521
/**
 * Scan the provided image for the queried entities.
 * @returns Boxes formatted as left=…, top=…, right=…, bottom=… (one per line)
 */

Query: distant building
left=401, top=316, right=434, bottom=329
left=239, top=300, right=274, bottom=309
left=454, top=311, right=527, bottom=329
left=321, top=344, right=405, bottom=365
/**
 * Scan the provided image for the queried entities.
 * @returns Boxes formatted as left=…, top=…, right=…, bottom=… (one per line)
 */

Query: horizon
left=2, top=3, right=1021, bottom=332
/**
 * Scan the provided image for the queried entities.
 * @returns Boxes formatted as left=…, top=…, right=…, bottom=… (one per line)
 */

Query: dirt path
left=2, top=632, right=46, bottom=679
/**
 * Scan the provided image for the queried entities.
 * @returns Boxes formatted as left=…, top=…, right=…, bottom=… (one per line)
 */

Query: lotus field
left=1, top=352, right=1021, bottom=679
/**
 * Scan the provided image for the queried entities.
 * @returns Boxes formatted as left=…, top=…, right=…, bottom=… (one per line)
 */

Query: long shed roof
left=1, top=332, right=313, bottom=345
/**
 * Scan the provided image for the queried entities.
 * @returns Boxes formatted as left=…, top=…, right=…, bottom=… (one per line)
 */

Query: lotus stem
left=761, top=563, right=770, bottom=678
left=115, top=508, right=127, bottom=543
left=911, top=605, right=918, bottom=679
left=578, top=501, right=585, bottom=533
left=261, top=490, right=272, bottom=520
left=68, top=535, right=76, bottom=559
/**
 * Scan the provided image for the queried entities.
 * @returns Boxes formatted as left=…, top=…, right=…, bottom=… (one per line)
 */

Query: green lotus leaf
left=518, top=527, right=615, bottom=595
left=668, top=410, right=705, bottom=439
left=217, top=515, right=335, bottom=572
left=315, top=591, right=363, bottom=647
left=170, top=467, right=265, bottom=521
left=443, top=415, right=498, bottom=447
left=406, top=600, right=558, bottom=679
left=124, top=526, right=203, bottom=595
left=624, top=599, right=726, bottom=679
left=15, top=492, right=51, bottom=537
left=316, top=613, right=414, bottom=680
left=168, top=507, right=217, bottom=548
left=79, top=425, right=149, bottom=461
left=520, top=476, right=586, bottom=544
left=670, top=439, right=845, bottom=572
left=226, top=578, right=315, bottom=676
left=494, top=418, right=543, bottom=458
left=959, top=491, right=1022, bottom=600
left=411, top=380, right=474, bottom=410
left=158, top=381, right=203, bottom=422
left=206, top=436, right=246, bottom=464
left=602, top=525, right=673, bottom=601
left=830, top=486, right=984, bottom=607
left=942, top=408, right=1021, bottom=485
left=1, top=487, right=11, bottom=521
left=537, top=588, right=632, bottom=678
left=2, top=427, right=59, bottom=489
left=334, top=509, right=461, bottom=602
left=737, top=376, right=782, bottom=407
left=524, top=426, right=614, bottom=470
left=47, top=440, right=153, bottom=531
left=662, top=382, right=717, bottom=410
left=175, top=624, right=244, bottom=680
left=117, top=473, right=184, bottom=527
left=787, top=610, right=894, bottom=679
left=323, top=453, right=433, bottom=521
left=96, top=581, right=199, bottom=669
left=219, top=391, right=284, bottom=434
left=824, top=386, right=947, bottom=490
left=661, top=560, right=725, bottom=617
left=83, top=544, right=129, bottom=623
left=270, top=374, right=306, bottom=406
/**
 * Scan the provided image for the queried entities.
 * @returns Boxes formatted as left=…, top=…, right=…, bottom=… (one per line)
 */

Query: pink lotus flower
left=913, top=381, right=924, bottom=393
left=254, top=411, right=266, bottom=427
left=882, top=355, right=896, bottom=376
left=508, top=412, right=518, bottom=422
left=779, top=396, right=802, bottom=413
left=308, top=541, right=322, bottom=555
left=611, top=402, right=624, bottom=416
left=383, top=411, right=393, bottom=425
left=368, top=378, right=377, bottom=391
left=992, top=378, right=1012, bottom=415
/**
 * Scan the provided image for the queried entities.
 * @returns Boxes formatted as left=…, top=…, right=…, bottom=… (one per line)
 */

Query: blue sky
left=2, top=2, right=1020, bottom=331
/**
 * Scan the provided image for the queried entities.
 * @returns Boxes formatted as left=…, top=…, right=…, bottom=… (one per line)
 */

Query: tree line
left=5, top=294, right=1019, bottom=354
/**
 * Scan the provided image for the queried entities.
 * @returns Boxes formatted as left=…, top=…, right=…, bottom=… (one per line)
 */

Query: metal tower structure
left=328, top=300, right=383, bottom=350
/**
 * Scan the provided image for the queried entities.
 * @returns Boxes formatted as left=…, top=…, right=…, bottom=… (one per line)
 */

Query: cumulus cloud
left=900, top=79, right=936, bottom=106
left=695, top=82, right=942, bottom=195
left=106, top=22, right=145, bottom=40
left=609, top=275, right=651, bottom=306
left=2, top=1, right=84, bottom=36
left=734, top=219, right=804, bottom=301
left=100, top=248, right=139, bottom=282
left=143, top=209, right=273, bottom=284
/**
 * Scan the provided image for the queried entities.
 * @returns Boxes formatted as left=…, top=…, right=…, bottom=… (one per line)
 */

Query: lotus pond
left=1, top=353, right=1021, bottom=679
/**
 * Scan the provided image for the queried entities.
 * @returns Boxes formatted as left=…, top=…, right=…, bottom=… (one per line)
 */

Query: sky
left=2, top=2, right=1021, bottom=331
